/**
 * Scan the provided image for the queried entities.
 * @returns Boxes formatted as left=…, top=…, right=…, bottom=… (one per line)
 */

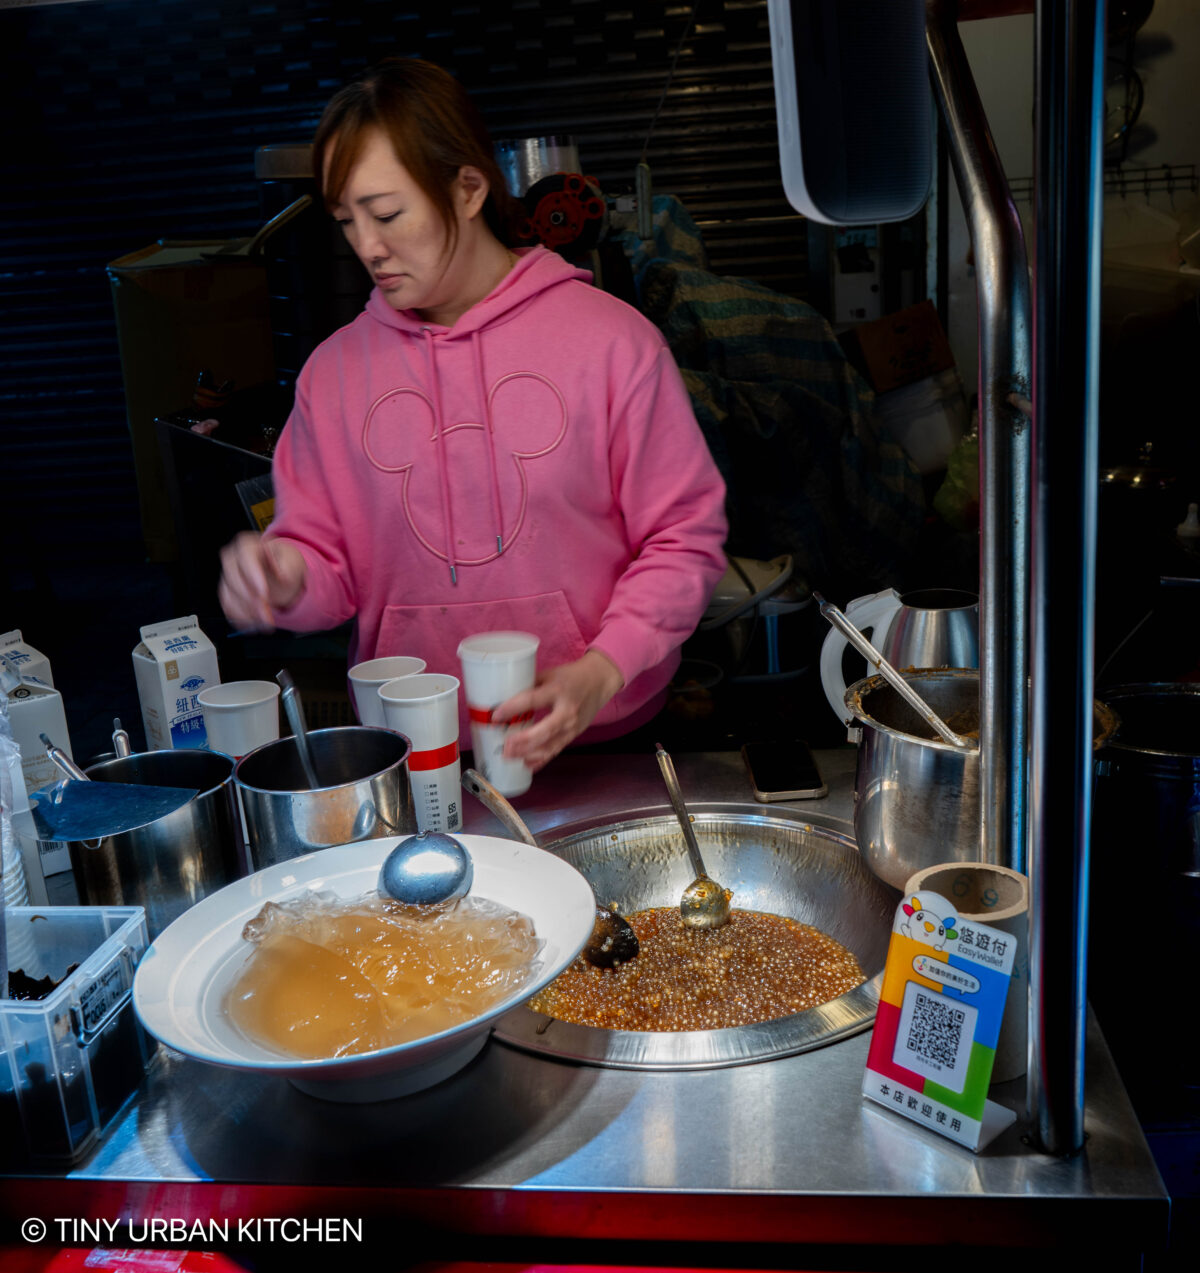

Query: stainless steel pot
left=846, top=669, right=1118, bottom=889
left=234, top=726, right=415, bottom=870
left=1090, top=682, right=1200, bottom=1101
left=69, top=749, right=243, bottom=939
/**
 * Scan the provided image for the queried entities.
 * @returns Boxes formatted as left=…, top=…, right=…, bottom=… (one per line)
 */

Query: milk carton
left=5, top=679, right=74, bottom=796
left=0, top=630, right=54, bottom=688
left=4, top=678, right=76, bottom=889
left=132, top=616, right=220, bottom=750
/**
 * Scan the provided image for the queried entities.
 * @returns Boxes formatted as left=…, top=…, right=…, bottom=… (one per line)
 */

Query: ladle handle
left=112, top=718, right=132, bottom=759
left=461, top=768, right=539, bottom=847
left=40, top=733, right=90, bottom=782
left=813, top=594, right=974, bottom=750
left=654, top=743, right=710, bottom=880
left=276, top=669, right=322, bottom=789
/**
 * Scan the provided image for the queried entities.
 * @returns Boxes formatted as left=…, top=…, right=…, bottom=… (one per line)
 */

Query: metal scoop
left=461, top=768, right=640, bottom=969
left=276, top=669, right=322, bottom=788
left=25, top=733, right=199, bottom=843
left=814, top=592, right=975, bottom=750
left=655, top=742, right=732, bottom=929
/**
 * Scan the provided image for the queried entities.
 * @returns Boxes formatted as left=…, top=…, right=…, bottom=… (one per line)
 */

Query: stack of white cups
left=457, top=632, right=539, bottom=798
left=348, top=657, right=426, bottom=726
left=379, top=674, right=463, bottom=833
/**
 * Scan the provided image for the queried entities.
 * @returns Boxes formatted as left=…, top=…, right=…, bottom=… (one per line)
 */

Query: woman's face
left=328, top=127, right=471, bottom=321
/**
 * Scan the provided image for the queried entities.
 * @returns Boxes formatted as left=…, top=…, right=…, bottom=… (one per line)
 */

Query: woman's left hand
left=493, top=650, right=624, bottom=772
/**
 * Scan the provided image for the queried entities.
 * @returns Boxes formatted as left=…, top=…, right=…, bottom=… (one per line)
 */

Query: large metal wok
left=492, top=807, right=899, bottom=1070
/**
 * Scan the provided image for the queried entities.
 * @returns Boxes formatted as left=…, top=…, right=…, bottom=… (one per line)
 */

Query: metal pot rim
left=1097, top=681, right=1200, bottom=757
left=844, top=667, right=981, bottom=753
left=233, top=725, right=411, bottom=794
left=85, top=746, right=237, bottom=801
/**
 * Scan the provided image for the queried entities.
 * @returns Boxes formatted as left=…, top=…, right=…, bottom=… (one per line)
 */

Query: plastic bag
left=932, top=424, right=980, bottom=532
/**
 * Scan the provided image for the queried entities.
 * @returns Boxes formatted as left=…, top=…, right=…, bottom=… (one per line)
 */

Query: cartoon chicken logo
left=901, top=896, right=959, bottom=951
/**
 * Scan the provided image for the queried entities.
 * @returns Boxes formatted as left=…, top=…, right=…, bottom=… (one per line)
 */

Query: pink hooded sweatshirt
left=267, top=245, right=729, bottom=744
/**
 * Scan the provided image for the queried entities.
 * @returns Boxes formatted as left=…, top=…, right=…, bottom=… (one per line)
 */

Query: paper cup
left=348, top=656, right=427, bottom=727
left=903, top=862, right=1030, bottom=1083
left=457, top=631, right=539, bottom=798
left=379, top=674, right=462, bottom=834
left=198, top=681, right=281, bottom=759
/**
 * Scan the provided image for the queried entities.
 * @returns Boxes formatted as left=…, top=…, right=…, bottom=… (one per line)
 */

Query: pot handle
left=819, top=588, right=903, bottom=724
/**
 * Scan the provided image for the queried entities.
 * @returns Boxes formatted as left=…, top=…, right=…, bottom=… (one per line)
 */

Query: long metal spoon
left=461, top=768, right=640, bottom=969
left=655, top=742, right=732, bottom=929
left=276, top=669, right=322, bottom=788
left=813, top=592, right=975, bottom=750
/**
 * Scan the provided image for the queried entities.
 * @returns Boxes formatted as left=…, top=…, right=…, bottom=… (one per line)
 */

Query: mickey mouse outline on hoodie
left=361, top=370, right=568, bottom=569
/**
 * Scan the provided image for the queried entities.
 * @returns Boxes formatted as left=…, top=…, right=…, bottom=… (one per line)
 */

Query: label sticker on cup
left=408, top=741, right=462, bottom=833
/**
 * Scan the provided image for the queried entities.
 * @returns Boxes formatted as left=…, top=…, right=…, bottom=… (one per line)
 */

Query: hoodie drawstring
left=422, top=329, right=459, bottom=583
left=420, top=326, right=508, bottom=582
left=471, top=329, right=506, bottom=553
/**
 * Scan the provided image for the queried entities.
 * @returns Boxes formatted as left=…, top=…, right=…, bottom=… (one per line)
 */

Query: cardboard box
left=132, top=616, right=221, bottom=751
left=0, top=630, right=53, bottom=688
left=839, top=299, right=957, bottom=395
left=107, top=244, right=274, bottom=562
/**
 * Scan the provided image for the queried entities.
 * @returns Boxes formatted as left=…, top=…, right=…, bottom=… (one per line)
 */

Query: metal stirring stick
left=814, top=593, right=975, bottom=750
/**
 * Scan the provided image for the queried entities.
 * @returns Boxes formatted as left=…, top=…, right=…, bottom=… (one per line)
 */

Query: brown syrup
left=530, top=907, right=864, bottom=1032
left=224, top=891, right=541, bottom=1059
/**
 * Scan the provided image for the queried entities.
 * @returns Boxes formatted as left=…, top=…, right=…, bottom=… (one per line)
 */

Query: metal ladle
left=814, top=592, right=975, bottom=750
left=379, top=831, right=474, bottom=906
left=655, top=742, right=732, bottom=929
left=276, top=669, right=322, bottom=788
left=461, top=768, right=640, bottom=969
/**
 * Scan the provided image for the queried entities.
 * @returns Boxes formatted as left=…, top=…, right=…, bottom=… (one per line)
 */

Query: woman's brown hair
left=313, top=57, right=519, bottom=254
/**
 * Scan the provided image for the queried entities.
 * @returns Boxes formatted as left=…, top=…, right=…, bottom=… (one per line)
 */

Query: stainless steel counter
left=1, top=751, right=1170, bottom=1265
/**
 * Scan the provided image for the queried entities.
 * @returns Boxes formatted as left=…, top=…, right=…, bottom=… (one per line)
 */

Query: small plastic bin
left=2, top=905, right=155, bottom=1165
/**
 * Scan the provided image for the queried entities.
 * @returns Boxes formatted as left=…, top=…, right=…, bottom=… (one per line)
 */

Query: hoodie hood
left=364, top=245, right=593, bottom=339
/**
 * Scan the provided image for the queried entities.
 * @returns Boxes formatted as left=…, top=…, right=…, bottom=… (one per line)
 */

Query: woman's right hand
left=218, top=532, right=307, bottom=631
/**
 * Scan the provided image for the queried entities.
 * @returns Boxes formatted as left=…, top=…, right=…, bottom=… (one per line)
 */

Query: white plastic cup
left=197, top=681, right=281, bottom=759
left=457, top=631, right=539, bottom=797
left=379, top=673, right=463, bottom=833
left=348, top=656, right=427, bottom=727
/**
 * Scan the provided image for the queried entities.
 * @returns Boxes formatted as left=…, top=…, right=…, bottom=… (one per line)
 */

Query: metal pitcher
left=68, top=749, right=243, bottom=939
left=820, top=586, right=979, bottom=724
left=235, top=726, right=415, bottom=871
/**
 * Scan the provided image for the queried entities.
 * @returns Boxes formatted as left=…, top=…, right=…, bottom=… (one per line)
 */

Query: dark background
left=1, top=0, right=804, bottom=574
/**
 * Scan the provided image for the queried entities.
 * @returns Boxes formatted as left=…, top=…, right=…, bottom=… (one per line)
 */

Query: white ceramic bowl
left=132, top=834, right=596, bottom=1102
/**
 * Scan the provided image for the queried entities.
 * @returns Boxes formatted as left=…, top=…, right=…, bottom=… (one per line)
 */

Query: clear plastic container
left=1, top=905, right=154, bottom=1165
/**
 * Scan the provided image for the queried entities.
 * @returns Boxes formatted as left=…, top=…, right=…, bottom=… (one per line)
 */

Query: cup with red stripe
left=457, top=631, right=540, bottom=798
left=379, top=673, right=463, bottom=834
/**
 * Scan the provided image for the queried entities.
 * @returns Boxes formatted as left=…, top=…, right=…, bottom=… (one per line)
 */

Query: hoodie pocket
left=378, top=593, right=590, bottom=732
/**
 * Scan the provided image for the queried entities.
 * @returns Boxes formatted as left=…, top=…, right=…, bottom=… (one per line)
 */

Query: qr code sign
left=893, top=980, right=978, bottom=1094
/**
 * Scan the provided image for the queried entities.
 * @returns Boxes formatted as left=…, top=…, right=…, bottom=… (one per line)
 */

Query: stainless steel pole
left=1027, top=0, right=1107, bottom=1157
left=925, top=0, right=1032, bottom=875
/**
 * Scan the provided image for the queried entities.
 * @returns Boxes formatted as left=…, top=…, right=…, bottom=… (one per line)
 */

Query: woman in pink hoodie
left=219, top=59, right=728, bottom=771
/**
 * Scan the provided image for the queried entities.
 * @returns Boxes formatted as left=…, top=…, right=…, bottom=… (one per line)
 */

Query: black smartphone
left=741, top=740, right=827, bottom=802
